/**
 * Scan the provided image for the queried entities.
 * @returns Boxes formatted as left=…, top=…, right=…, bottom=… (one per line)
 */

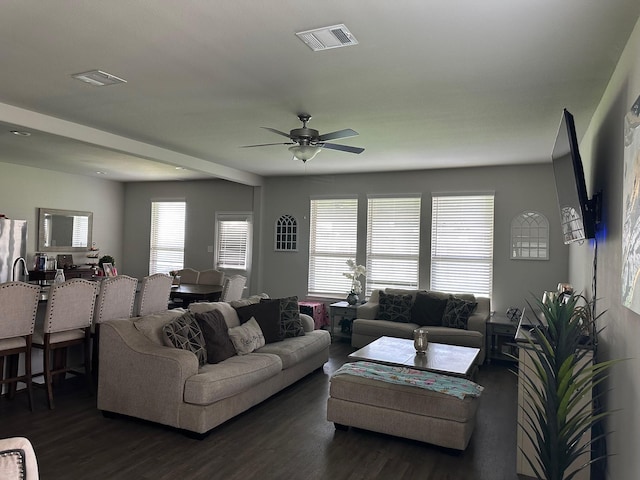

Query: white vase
left=54, top=269, right=65, bottom=284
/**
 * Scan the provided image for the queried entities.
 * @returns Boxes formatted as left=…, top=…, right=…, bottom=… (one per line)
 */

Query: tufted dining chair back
left=94, top=275, right=138, bottom=325
left=197, top=269, right=224, bottom=285
left=136, top=273, right=172, bottom=316
left=0, top=281, right=40, bottom=411
left=33, top=278, right=99, bottom=409
left=175, top=268, right=199, bottom=284
left=220, top=275, right=247, bottom=302
left=92, top=275, right=138, bottom=373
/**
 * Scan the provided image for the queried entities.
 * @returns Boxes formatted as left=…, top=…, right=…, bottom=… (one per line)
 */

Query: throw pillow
left=378, top=291, right=413, bottom=323
left=162, top=312, right=208, bottom=366
left=262, top=296, right=305, bottom=338
left=235, top=301, right=281, bottom=343
left=442, top=295, right=478, bottom=329
left=411, top=291, right=449, bottom=326
left=194, top=310, right=237, bottom=364
left=228, top=317, right=265, bottom=355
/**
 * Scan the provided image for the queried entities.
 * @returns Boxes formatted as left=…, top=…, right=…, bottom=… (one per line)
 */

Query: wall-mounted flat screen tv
left=551, top=109, right=597, bottom=244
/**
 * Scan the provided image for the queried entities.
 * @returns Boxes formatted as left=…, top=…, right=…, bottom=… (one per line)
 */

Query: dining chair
left=0, top=281, right=40, bottom=411
left=92, top=275, right=138, bottom=372
left=175, top=268, right=199, bottom=284
left=135, top=273, right=173, bottom=316
left=33, top=278, right=99, bottom=409
left=0, top=436, right=39, bottom=479
left=198, top=269, right=224, bottom=286
left=219, top=275, right=247, bottom=302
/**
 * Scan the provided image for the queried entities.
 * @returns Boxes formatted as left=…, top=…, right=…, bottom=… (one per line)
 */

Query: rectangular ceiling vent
left=71, top=69, right=127, bottom=87
left=296, top=24, right=358, bottom=52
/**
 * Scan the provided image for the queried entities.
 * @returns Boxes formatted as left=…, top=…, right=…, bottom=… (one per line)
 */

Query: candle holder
left=413, top=328, right=428, bottom=355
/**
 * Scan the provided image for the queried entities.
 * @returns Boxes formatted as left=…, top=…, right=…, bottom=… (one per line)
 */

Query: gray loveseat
left=351, top=289, right=490, bottom=365
left=97, top=300, right=331, bottom=436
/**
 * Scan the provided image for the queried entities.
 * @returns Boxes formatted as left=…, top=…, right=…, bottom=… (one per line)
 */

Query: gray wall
left=574, top=17, right=640, bottom=480
left=259, top=164, right=568, bottom=314
left=122, top=179, right=255, bottom=281
left=0, top=162, right=124, bottom=269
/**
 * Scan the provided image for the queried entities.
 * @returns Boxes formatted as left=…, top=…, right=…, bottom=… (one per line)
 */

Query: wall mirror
left=38, top=208, right=93, bottom=252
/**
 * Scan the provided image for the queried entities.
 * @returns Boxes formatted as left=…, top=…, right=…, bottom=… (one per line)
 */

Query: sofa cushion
left=228, top=318, right=265, bottom=355
left=378, top=291, right=413, bottom=323
left=162, top=312, right=208, bottom=366
left=261, top=296, right=305, bottom=338
left=188, top=302, right=240, bottom=328
left=194, top=310, right=237, bottom=364
left=184, top=353, right=282, bottom=405
left=133, top=308, right=187, bottom=345
left=442, top=296, right=478, bottom=330
left=411, top=291, right=448, bottom=326
left=235, top=301, right=281, bottom=344
left=256, top=330, right=331, bottom=369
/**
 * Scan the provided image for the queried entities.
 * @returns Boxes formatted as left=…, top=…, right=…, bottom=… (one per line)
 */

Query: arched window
left=511, top=211, right=549, bottom=260
left=275, top=214, right=298, bottom=251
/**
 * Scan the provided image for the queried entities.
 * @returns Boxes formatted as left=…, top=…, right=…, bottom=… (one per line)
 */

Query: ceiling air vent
left=71, top=69, right=127, bottom=86
left=295, top=24, right=358, bottom=52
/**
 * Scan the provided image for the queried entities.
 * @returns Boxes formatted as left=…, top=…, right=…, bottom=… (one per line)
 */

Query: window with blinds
left=308, top=198, right=358, bottom=296
left=431, top=194, right=494, bottom=297
left=216, top=214, right=252, bottom=270
left=366, top=196, right=421, bottom=295
left=149, top=201, right=186, bottom=275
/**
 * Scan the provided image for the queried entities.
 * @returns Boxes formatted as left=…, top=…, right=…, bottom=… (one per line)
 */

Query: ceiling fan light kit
left=289, top=145, right=321, bottom=162
left=242, top=113, right=364, bottom=163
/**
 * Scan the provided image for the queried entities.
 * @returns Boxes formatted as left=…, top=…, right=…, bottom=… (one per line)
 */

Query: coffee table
left=348, top=336, right=480, bottom=379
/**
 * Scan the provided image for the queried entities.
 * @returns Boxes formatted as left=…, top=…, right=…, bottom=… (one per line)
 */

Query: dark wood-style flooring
left=1, top=341, right=519, bottom=480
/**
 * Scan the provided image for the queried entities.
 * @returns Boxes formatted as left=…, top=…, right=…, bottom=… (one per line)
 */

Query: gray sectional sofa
left=97, top=300, right=331, bottom=436
left=351, top=289, right=490, bottom=365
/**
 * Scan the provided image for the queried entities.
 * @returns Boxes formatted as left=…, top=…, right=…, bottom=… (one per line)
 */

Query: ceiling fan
left=242, top=113, right=364, bottom=162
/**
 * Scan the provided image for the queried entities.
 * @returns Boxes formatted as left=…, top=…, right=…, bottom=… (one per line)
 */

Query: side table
left=329, top=301, right=359, bottom=341
left=486, top=314, right=518, bottom=363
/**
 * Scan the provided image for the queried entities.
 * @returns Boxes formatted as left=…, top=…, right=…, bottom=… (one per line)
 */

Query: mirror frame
left=38, top=208, right=93, bottom=252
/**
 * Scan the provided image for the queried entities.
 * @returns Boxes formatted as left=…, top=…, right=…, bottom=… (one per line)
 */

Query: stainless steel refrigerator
left=0, top=218, right=28, bottom=283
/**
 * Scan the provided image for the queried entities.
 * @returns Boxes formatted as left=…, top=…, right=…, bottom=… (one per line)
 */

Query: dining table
left=169, top=283, right=223, bottom=306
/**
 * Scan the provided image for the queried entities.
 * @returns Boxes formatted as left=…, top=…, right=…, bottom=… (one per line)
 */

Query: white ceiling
left=0, top=1, right=638, bottom=186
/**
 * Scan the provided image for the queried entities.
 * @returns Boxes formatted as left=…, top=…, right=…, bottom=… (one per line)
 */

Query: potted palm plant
left=518, top=293, right=619, bottom=480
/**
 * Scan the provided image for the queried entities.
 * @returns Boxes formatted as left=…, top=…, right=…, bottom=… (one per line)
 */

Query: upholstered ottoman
left=326, top=362, right=483, bottom=450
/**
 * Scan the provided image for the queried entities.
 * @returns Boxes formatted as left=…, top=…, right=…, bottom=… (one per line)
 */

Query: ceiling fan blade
left=240, top=142, right=295, bottom=148
left=318, top=128, right=359, bottom=142
left=321, top=143, right=365, bottom=154
left=261, top=127, right=292, bottom=139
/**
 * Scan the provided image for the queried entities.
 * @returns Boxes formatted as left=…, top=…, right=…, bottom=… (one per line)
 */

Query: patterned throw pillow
left=194, top=310, right=237, bottom=364
left=163, top=312, right=208, bottom=366
left=228, top=318, right=265, bottom=355
left=378, top=291, right=413, bottom=323
left=442, top=295, right=478, bottom=329
left=261, top=296, right=305, bottom=339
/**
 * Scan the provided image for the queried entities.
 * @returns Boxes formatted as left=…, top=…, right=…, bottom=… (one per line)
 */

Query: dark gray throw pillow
left=235, top=300, right=282, bottom=344
left=411, top=291, right=449, bottom=326
left=442, top=295, right=478, bottom=329
left=378, top=291, right=413, bottom=323
left=194, top=310, right=237, bottom=364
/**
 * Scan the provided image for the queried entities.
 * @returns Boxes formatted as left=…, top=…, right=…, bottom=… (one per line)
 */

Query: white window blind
left=366, top=196, right=421, bottom=295
left=431, top=194, right=494, bottom=296
left=149, top=201, right=186, bottom=274
left=308, top=198, right=358, bottom=296
left=216, top=214, right=251, bottom=270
